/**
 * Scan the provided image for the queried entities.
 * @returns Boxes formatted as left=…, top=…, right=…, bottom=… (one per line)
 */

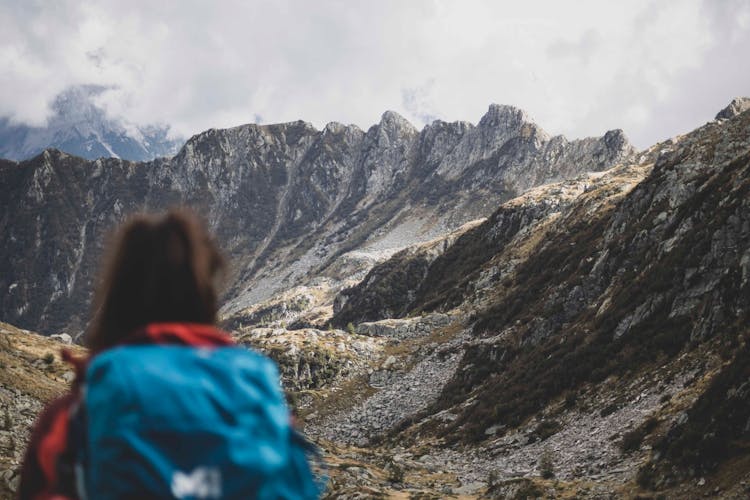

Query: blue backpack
left=69, top=344, right=324, bottom=499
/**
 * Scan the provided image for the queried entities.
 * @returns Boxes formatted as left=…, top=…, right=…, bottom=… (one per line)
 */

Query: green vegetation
left=1, top=409, right=10, bottom=431
left=385, top=459, right=405, bottom=484
left=620, top=416, right=659, bottom=454
left=332, top=250, right=432, bottom=327
left=424, top=152, right=750, bottom=446
left=649, top=337, right=750, bottom=480
left=538, top=447, right=555, bottom=479
left=528, top=419, right=561, bottom=443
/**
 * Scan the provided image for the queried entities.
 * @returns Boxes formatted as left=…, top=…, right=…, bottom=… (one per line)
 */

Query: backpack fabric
left=20, top=323, right=323, bottom=500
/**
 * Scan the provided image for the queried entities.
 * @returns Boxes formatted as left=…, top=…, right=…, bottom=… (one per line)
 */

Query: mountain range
left=0, top=103, right=633, bottom=336
left=1, top=98, right=749, bottom=498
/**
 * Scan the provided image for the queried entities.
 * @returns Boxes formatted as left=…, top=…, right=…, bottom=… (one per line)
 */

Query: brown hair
left=86, top=209, right=225, bottom=351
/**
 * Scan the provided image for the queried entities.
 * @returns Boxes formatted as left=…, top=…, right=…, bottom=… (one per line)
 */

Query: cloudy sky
left=1, top=0, right=748, bottom=148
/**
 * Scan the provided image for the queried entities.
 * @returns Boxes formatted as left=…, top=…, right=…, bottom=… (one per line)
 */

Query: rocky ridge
left=0, top=104, right=633, bottom=336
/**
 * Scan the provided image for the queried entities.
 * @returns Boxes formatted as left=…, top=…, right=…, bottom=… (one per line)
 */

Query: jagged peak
left=16, top=148, right=71, bottom=167
left=715, top=97, right=750, bottom=120
left=477, top=104, right=551, bottom=143
left=323, top=121, right=363, bottom=135
left=602, top=129, right=633, bottom=151
left=378, top=110, right=418, bottom=134
left=37, top=148, right=67, bottom=161
left=478, top=104, right=531, bottom=128
left=423, top=119, right=473, bottom=132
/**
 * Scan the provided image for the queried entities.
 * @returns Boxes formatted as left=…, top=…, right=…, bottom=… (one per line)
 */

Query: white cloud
left=1, top=0, right=748, bottom=147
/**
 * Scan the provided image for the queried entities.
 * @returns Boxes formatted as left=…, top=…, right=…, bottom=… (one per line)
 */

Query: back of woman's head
left=87, top=209, right=225, bottom=351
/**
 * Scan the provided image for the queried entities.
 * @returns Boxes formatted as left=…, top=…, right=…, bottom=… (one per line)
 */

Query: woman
left=18, top=210, right=320, bottom=499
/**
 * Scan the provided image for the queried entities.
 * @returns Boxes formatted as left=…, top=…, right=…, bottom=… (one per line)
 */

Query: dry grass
left=0, top=322, right=85, bottom=402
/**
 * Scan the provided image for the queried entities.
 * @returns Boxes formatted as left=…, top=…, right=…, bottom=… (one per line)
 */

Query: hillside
left=314, top=100, right=750, bottom=497
left=0, top=322, right=85, bottom=498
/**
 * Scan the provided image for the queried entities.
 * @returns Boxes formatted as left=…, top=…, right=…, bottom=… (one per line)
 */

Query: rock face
left=332, top=221, right=483, bottom=327
left=234, top=326, right=382, bottom=391
left=0, top=105, right=634, bottom=336
left=0, top=85, right=182, bottom=161
left=715, top=96, right=750, bottom=120
left=641, top=339, right=750, bottom=489
left=330, top=170, right=620, bottom=326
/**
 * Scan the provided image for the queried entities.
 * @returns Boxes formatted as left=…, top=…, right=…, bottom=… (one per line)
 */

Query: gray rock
left=50, top=333, right=73, bottom=344
left=715, top=97, right=750, bottom=120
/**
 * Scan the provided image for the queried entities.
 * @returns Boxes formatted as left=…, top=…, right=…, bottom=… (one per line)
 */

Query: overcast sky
left=1, top=0, right=748, bottom=148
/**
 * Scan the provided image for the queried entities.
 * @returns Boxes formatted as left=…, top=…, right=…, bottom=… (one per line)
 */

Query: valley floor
left=298, top=315, right=750, bottom=498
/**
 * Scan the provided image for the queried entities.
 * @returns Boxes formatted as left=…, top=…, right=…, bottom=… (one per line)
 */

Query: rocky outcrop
left=234, top=326, right=382, bottom=392
left=333, top=163, right=648, bottom=324
left=640, top=338, right=750, bottom=490
left=0, top=105, right=634, bottom=336
left=331, top=221, right=482, bottom=326
left=715, top=96, right=750, bottom=120
left=354, top=313, right=452, bottom=340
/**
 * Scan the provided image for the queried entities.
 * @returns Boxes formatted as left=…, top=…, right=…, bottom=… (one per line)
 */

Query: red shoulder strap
left=125, top=322, right=235, bottom=347
left=37, top=404, right=71, bottom=490
left=18, top=392, right=79, bottom=500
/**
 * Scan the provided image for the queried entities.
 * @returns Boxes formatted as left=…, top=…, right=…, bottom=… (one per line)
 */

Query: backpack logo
left=170, top=467, right=222, bottom=499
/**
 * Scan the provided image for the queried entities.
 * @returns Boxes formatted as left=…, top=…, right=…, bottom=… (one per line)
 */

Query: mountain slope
left=324, top=103, right=750, bottom=493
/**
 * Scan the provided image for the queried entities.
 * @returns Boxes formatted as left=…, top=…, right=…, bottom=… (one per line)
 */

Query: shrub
left=487, top=470, right=499, bottom=488
left=42, top=352, right=55, bottom=364
left=563, top=391, right=577, bottom=409
left=599, top=402, right=619, bottom=417
left=636, top=462, right=657, bottom=490
left=621, top=416, right=659, bottom=454
left=346, top=322, right=356, bottom=335
left=386, top=460, right=404, bottom=483
left=538, top=447, right=555, bottom=479
left=513, top=481, right=544, bottom=500
left=528, top=419, right=561, bottom=443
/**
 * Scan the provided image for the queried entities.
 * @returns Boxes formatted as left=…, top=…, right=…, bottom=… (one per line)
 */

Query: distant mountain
left=0, top=85, right=183, bottom=161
